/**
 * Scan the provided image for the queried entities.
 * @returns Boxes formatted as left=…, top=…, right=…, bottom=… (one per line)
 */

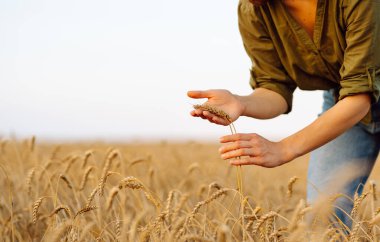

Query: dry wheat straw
left=59, top=174, right=73, bottom=189
left=177, top=189, right=228, bottom=238
left=50, top=145, right=61, bottom=160
left=98, top=150, right=118, bottom=196
left=49, top=205, right=72, bottom=218
left=79, top=166, right=94, bottom=191
left=29, top=136, right=36, bottom=152
left=64, top=155, right=79, bottom=173
left=287, top=176, right=299, bottom=198
left=74, top=206, right=98, bottom=219
left=106, top=187, right=120, bottom=211
left=252, top=211, right=277, bottom=234
left=86, top=187, right=99, bottom=207
left=51, top=222, right=73, bottom=242
left=193, top=104, right=244, bottom=234
left=26, top=168, right=36, bottom=195
left=351, top=191, right=369, bottom=219
left=82, top=150, right=93, bottom=168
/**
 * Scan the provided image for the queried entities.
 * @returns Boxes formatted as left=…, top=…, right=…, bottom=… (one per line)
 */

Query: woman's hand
left=187, top=89, right=245, bottom=125
left=218, top=133, right=292, bottom=168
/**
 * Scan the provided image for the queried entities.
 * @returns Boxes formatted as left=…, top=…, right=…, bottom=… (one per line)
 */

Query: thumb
left=187, top=90, right=212, bottom=99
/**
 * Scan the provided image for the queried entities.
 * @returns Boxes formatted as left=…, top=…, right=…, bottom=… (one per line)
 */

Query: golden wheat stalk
left=351, top=191, right=369, bottom=219
left=287, top=176, right=299, bottom=198
left=106, top=187, right=120, bottom=211
left=98, top=150, right=118, bottom=196
left=49, top=205, right=72, bottom=218
left=79, top=166, right=94, bottom=191
left=86, top=187, right=99, bottom=207
left=32, top=197, right=46, bottom=224
left=252, top=211, right=278, bottom=234
left=26, top=168, right=36, bottom=195
left=59, top=174, right=73, bottom=189
left=74, top=206, right=98, bottom=219
left=82, top=150, right=93, bottom=168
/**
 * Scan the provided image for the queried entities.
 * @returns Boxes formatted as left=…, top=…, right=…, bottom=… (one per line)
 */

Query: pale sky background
left=0, top=0, right=323, bottom=142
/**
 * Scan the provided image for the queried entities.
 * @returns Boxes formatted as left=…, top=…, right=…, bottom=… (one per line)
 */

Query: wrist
left=278, top=138, right=301, bottom=163
left=233, top=94, right=248, bottom=117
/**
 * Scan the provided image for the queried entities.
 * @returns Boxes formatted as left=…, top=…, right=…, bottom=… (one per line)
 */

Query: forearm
left=280, top=94, right=371, bottom=161
left=236, top=88, right=288, bottom=119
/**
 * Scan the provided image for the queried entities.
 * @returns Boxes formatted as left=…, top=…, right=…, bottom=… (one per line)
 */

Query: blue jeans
left=307, top=89, right=380, bottom=230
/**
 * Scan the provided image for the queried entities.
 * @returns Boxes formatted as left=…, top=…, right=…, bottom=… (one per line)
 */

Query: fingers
left=187, top=90, right=211, bottom=99
left=220, top=133, right=259, bottom=143
left=218, top=140, right=252, bottom=154
left=220, top=148, right=256, bottom=160
left=229, top=157, right=261, bottom=166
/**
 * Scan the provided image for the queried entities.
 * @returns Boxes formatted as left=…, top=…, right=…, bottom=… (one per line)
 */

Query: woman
left=188, top=0, right=380, bottom=230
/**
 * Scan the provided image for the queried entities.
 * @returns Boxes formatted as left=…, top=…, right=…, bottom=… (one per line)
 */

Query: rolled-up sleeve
left=238, top=0, right=296, bottom=113
left=339, top=0, right=380, bottom=103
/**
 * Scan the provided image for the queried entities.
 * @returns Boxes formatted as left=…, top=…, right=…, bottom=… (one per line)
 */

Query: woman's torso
left=256, top=0, right=348, bottom=90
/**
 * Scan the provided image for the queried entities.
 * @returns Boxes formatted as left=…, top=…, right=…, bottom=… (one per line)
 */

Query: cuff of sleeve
left=339, top=69, right=380, bottom=103
left=339, top=70, right=380, bottom=124
left=250, top=77, right=294, bottom=114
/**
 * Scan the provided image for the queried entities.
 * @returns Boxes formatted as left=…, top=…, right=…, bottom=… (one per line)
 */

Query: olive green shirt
left=238, top=0, right=380, bottom=122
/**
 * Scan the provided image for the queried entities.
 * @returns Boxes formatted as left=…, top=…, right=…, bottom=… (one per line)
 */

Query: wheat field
left=1, top=137, right=380, bottom=241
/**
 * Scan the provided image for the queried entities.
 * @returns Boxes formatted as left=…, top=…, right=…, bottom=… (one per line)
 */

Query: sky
left=0, top=0, right=323, bottom=142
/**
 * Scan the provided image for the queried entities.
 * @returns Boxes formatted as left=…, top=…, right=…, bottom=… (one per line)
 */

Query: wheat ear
left=98, top=150, right=118, bottom=196
left=79, top=166, right=94, bottom=191
left=32, top=197, right=46, bottom=223
left=49, top=205, right=72, bottom=218
left=74, top=206, right=98, bottom=219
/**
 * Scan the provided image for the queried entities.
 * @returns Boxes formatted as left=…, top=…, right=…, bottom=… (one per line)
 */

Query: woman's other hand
left=218, top=133, right=292, bottom=168
left=187, top=89, right=245, bottom=126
